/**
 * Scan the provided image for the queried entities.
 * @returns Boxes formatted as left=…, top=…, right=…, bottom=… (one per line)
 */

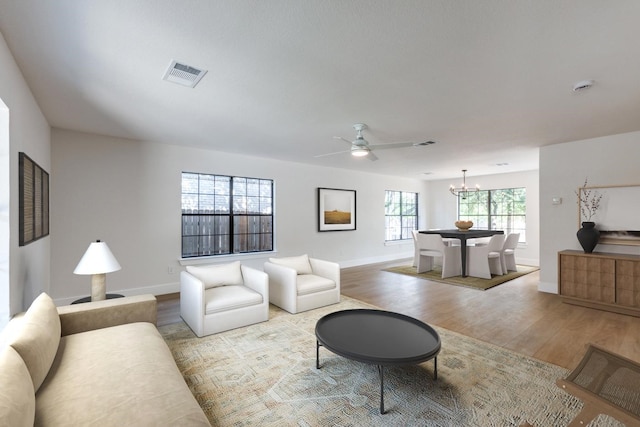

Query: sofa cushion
left=0, top=346, right=35, bottom=427
left=269, top=254, right=313, bottom=275
left=204, top=285, right=264, bottom=314
left=8, top=293, right=61, bottom=392
left=296, top=274, right=336, bottom=296
left=187, top=261, right=243, bottom=289
left=35, top=322, right=210, bottom=426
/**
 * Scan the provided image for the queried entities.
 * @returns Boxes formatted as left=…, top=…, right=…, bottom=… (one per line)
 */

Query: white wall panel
left=539, top=131, right=640, bottom=293
left=51, top=129, right=428, bottom=302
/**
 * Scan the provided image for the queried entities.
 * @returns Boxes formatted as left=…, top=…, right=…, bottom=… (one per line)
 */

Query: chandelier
left=449, top=169, right=479, bottom=199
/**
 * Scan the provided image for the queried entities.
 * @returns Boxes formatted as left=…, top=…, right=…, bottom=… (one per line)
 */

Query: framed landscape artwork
left=318, top=188, right=356, bottom=232
left=579, top=184, right=640, bottom=245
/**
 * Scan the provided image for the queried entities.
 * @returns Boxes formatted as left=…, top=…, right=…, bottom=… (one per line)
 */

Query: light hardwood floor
left=158, top=259, right=640, bottom=370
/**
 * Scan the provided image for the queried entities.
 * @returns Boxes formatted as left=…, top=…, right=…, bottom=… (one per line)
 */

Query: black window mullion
left=384, top=190, right=417, bottom=241
left=487, top=190, right=494, bottom=230
left=230, top=177, right=235, bottom=254
left=182, top=172, right=273, bottom=258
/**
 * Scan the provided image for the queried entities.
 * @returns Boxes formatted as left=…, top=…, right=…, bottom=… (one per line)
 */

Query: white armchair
left=264, top=254, right=340, bottom=314
left=180, top=261, right=269, bottom=337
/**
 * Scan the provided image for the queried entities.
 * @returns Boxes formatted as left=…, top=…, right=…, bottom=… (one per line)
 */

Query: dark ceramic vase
left=577, top=221, right=600, bottom=253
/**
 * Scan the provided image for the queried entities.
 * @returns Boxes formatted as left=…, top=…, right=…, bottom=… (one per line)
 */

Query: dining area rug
left=159, top=296, right=622, bottom=427
left=382, top=264, right=539, bottom=290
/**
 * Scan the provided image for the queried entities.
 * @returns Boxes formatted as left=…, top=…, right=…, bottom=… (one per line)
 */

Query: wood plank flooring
left=157, top=259, right=640, bottom=370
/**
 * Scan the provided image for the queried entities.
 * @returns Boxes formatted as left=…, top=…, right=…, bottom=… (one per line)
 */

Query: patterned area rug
left=159, top=297, right=622, bottom=427
left=382, top=264, right=540, bottom=290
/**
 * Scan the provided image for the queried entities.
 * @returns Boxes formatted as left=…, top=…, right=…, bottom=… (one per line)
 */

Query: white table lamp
left=73, top=240, right=121, bottom=301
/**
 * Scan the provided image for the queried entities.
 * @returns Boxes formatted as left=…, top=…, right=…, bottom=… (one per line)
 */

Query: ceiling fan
left=315, top=123, right=435, bottom=161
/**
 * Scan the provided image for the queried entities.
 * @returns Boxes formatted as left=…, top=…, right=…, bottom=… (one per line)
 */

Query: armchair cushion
left=186, top=261, right=243, bottom=289
left=205, top=285, right=264, bottom=315
left=0, top=346, right=35, bottom=427
left=296, top=275, right=336, bottom=296
left=268, top=254, right=313, bottom=275
left=7, top=293, right=61, bottom=392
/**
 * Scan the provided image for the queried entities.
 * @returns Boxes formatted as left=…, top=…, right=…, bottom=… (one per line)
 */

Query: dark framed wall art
left=317, top=187, right=356, bottom=232
left=19, top=152, right=49, bottom=246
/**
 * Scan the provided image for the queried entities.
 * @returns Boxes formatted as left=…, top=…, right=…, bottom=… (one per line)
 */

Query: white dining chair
left=501, top=233, right=520, bottom=273
left=466, top=234, right=505, bottom=279
left=411, top=230, right=420, bottom=267
left=416, top=233, right=462, bottom=278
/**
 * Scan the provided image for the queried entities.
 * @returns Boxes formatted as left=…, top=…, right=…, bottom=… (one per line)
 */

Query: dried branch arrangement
left=576, top=178, right=603, bottom=222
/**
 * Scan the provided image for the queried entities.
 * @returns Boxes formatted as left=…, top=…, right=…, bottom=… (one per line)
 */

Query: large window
left=385, top=190, right=418, bottom=241
left=457, top=188, right=526, bottom=242
left=181, top=172, right=273, bottom=258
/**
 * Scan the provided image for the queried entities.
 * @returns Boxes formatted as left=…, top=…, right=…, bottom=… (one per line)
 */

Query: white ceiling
left=1, top=0, right=640, bottom=181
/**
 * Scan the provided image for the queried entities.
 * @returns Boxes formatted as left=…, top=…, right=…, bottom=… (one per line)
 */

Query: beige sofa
left=0, top=293, right=210, bottom=426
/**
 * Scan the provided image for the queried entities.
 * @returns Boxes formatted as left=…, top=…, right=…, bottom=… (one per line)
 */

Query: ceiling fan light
left=351, top=147, right=369, bottom=157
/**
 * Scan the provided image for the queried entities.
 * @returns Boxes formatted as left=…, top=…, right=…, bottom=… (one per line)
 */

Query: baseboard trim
left=538, top=280, right=558, bottom=294
left=338, top=252, right=414, bottom=268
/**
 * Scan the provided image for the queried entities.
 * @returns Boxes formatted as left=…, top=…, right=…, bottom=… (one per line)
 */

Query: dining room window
left=181, top=172, right=274, bottom=257
left=385, top=190, right=418, bottom=241
left=457, top=187, right=526, bottom=242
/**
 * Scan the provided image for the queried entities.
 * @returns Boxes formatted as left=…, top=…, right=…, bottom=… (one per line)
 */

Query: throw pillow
left=186, top=261, right=244, bottom=289
left=268, top=254, right=313, bottom=275
left=7, top=293, right=61, bottom=393
left=0, top=346, right=35, bottom=427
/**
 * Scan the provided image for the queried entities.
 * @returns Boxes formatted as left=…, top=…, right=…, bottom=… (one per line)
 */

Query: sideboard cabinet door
left=616, top=260, right=640, bottom=308
left=558, top=250, right=640, bottom=317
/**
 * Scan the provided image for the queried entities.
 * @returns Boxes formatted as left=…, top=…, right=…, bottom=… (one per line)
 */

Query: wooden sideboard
left=558, top=250, right=640, bottom=317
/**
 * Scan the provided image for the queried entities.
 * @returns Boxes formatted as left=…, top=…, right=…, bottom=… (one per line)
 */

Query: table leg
left=316, top=340, right=320, bottom=369
left=434, top=357, right=438, bottom=380
left=460, top=238, right=468, bottom=277
left=378, top=365, right=385, bottom=414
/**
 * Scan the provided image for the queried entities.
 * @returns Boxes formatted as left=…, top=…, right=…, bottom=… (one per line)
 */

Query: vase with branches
left=576, top=178, right=603, bottom=222
left=575, top=178, right=603, bottom=253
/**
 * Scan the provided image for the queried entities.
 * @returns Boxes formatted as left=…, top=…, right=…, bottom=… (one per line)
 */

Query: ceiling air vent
left=162, top=60, right=207, bottom=88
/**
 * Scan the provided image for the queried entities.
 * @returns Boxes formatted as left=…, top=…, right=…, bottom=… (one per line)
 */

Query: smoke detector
left=573, top=79, right=594, bottom=92
left=162, top=60, right=207, bottom=88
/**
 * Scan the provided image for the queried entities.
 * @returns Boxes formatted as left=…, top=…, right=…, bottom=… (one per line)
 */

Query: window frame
left=384, top=190, right=418, bottom=242
left=181, top=172, right=274, bottom=258
left=457, top=187, right=526, bottom=243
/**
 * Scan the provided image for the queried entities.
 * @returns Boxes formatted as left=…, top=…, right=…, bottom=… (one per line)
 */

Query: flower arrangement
left=576, top=178, right=603, bottom=222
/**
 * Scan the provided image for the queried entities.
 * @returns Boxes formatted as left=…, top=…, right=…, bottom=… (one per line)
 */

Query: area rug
left=382, top=264, right=539, bottom=290
left=159, top=297, right=622, bottom=427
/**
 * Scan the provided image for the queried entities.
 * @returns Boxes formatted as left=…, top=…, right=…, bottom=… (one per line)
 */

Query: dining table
left=419, top=229, right=504, bottom=277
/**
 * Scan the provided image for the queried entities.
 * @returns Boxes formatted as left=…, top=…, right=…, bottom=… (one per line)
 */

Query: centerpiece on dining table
left=454, top=220, right=473, bottom=231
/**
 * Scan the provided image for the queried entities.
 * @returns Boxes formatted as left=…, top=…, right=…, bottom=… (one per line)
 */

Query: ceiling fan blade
left=333, top=136, right=353, bottom=145
left=367, top=151, right=379, bottom=161
left=369, top=141, right=416, bottom=150
left=314, top=149, right=351, bottom=158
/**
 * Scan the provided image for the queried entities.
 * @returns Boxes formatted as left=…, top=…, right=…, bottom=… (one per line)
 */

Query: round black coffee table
left=315, top=309, right=441, bottom=414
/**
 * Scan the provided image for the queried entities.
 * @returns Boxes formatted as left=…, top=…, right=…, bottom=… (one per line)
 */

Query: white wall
left=0, top=33, right=51, bottom=325
left=425, top=170, right=540, bottom=267
left=0, top=98, right=8, bottom=326
left=51, top=129, right=429, bottom=304
left=539, top=131, right=640, bottom=293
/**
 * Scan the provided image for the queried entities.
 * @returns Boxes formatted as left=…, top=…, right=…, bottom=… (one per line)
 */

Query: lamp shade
left=73, top=240, right=121, bottom=275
